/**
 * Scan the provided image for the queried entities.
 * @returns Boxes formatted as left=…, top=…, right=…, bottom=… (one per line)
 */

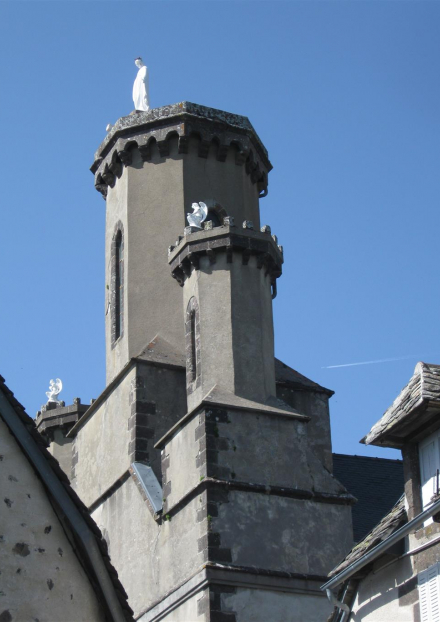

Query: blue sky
left=0, top=1, right=439, bottom=460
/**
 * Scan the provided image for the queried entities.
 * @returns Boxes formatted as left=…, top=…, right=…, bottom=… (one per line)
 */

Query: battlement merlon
left=91, top=102, right=273, bottom=199
left=169, top=224, right=284, bottom=291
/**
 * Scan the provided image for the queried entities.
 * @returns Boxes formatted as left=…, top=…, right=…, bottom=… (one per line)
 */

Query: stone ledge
left=137, top=563, right=329, bottom=622
left=169, top=225, right=283, bottom=288
left=93, top=101, right=268, bottom=167
left=92, top=102, right=271, bottom=200
left=155, top=385, right=308, bottom=450
left=157, top=476, right=356, bottom=524
left=67, top=352, right=185, bottom=439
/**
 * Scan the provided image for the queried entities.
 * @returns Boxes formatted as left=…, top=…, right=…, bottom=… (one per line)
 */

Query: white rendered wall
left=0, top=417, right=105, bottom=622
left=350, top=557, right=416, bottom=622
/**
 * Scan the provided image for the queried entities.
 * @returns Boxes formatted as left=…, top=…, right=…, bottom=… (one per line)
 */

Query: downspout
left=326, top=587, right=350, bottom=614
left=327, top=579, right=359, bottom=622
left=322, top=495, right=440, bottom=619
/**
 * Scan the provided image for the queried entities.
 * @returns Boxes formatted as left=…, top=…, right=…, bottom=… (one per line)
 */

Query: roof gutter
left=0, top=391, right=128, bottom=622
left=322, top=496, right=440, bottom=593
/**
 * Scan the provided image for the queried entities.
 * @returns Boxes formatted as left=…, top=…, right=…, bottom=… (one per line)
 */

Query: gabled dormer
left=362, top=362, right=440, bottom=522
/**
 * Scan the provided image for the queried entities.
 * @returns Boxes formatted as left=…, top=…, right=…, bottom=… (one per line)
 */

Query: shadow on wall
left=351, top=556, right=416, bottom=621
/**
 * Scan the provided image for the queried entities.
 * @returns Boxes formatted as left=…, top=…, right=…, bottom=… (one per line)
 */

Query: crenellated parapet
left=169, top=220, right=283, bottom=298
left=91, top=102, right=272, bottom=199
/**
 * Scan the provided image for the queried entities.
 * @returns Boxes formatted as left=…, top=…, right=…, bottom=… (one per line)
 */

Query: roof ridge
left=333, top=453, right=402, bottom=463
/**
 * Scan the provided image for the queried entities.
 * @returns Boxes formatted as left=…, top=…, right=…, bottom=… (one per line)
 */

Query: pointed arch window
left=185, top=297, right=200, bottom=394
left=111, top=223, right=124, bottom=346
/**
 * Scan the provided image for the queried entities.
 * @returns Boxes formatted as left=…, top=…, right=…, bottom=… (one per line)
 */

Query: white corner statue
left=46, top=378, right=63, bottom=404
left=133, top=57, right=150, bottom=112
left=187, top=202, right=208, bottom=229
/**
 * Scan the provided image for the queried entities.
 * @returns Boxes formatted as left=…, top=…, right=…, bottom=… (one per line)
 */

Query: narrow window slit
left=190, top=310, right=197, bottom=382
left=111, top=224, right=124, bottom=346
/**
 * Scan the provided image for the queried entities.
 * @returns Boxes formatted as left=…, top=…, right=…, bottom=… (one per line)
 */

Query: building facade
left=32, top=102, right=356, bottom=621
left=326, top=362, right=440, bottom=622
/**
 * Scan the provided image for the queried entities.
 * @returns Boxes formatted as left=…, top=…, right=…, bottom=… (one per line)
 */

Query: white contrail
left=322, top=354, right=421, bottom=369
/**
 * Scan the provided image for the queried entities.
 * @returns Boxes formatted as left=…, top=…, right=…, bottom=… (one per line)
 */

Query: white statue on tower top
left=187, top=202, right=208, bottom=229
left=133, top=57, right=150, bottom=112
left=46, top=378, right=63, bottom=404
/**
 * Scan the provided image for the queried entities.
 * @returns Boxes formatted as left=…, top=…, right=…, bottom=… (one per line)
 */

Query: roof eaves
left=328, top=496, right=406, bottom=578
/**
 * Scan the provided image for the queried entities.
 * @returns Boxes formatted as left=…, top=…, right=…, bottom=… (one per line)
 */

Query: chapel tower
left=91, top=103, right=270, bottom=383
left=67, top=102, right=354, bottom=622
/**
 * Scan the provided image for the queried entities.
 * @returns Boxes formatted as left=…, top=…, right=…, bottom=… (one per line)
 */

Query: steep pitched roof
left=329, top=496, right=407, bottom=577
left=134, top=343, right=334, bottom=396
left=274, top=358, right=334, bottom=395
left=332, top=454, right=404, bottom=542
left=0, top=375, right=133, bottom=622
left=135, top=335, right=186, bottom=368
left=362, top=362, right=440, bottom=448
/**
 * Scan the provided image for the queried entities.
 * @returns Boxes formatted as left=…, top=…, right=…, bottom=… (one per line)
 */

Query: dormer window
left=419, top=429, right=440, bottom=517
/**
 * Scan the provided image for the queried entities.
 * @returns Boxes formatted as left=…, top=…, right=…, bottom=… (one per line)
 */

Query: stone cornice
left=91, top=102, right=272, bottom=199
left=159, top=477, right=356, bottom=523
left=169, top=224, right=283, bottom=288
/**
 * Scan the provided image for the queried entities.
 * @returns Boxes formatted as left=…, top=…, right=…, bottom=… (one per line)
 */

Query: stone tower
left=67, top=102, right=354, bottom=621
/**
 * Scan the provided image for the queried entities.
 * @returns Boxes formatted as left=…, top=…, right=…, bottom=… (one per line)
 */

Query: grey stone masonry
left=91, top=102, right=271, bottom=200
left=99, top=103, right=272, bottom=382
left=36, top=400, right=90, bottom=479
left=36, top=400, right=89, bottom=440
left=158, top=402, right=354, bottom=588
left=169, top=225, right=283, bottom=293
left=169, top=226, right=283, bottom=408
left=128, top=376, right=157, bottom=465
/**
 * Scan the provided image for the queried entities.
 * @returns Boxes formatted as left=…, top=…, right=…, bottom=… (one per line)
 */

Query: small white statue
left=46, top=378, right=63, bottom=404
left=133, top=57, right=150, bottom=112
left=187, top=202, right=208, bottom=229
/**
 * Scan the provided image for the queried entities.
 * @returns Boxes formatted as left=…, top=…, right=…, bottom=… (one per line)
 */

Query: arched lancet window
left=115, top=231, right=123, bottom=339
left=185, top=297, right=200, bottom=393
left=111, top=223, right=124, bottom=346
left=207, top=210, right=222, bottom=227
left=206, top=203, right=228, bottom=228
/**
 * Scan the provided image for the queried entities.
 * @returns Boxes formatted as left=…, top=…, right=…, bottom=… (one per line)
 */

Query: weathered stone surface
left=68, top=98, right=357, bottom=622
left=0, top=417, right=106, bottom=622
left=169, top=226, right=283, bottom=291
left=72, top=360, right=187, bottom=506
left=92, top=103, right=271, bottom=201
left=103, top=138, right=265, bottom=382
left=92, top=476, right=205, bottom=619
left=36, top=401, right=89, bottom=478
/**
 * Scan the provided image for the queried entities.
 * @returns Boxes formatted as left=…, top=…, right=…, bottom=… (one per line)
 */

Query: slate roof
left=332, top=454, right=404, bottom=542
left=0, top=374, right=134, bottom=622
left=135, top=335, right=186, bottom=368
left=363, top=362, right=440, bottom=448
left=275, top=358, right=334, bottom=395
left=134, top=345, right=334, bottom=396
left=329, top=495, right=407, bottom=576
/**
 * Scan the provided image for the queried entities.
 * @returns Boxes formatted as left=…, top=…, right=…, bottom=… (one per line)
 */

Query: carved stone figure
left=46, top=378, right=63, bottom=404
left=133, top=58, right=150, bottom=112
left=187, top=202, right=208, bottom=229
